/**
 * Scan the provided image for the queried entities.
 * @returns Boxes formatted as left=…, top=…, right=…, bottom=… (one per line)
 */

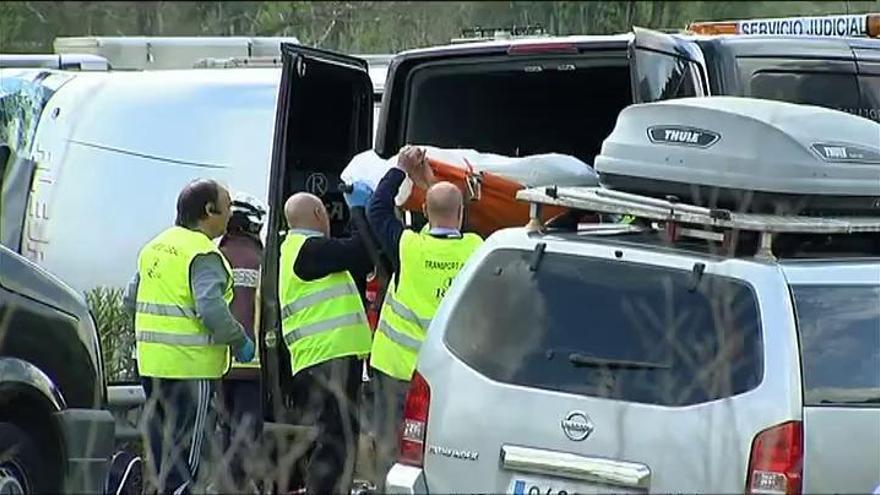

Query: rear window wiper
left=568, top=352, right=671, bottom=370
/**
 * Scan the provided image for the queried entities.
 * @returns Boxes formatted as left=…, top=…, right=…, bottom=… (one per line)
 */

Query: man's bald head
left=425, top=181, right=463, bottom=230
left=284, top=192, right=330, bottom=236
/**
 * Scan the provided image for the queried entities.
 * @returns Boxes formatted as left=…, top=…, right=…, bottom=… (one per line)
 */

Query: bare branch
left=24, top=1, right=48, bottom=24
left=314, top=8, right=339, bottom=48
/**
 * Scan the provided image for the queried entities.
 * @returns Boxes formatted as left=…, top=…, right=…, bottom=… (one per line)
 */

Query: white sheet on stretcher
left=340, top=145, right=599, bottom=206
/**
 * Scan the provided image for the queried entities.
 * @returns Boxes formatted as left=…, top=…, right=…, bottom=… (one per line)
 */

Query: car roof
left=483, top=224, right=880, bottom=266
left=695, top=33, right=879, bottom=58
left=780, top=258, right=880, bottom=285
left=397, top=33, right=633, bottom=59
left=29, top=67, right=281, bottom=166
left=396, top=31, right=880, bottom=61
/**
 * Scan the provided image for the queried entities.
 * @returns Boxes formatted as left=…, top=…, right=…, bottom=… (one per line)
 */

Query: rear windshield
left=405, top=60, right=632, bottom=165
left=444, top=249, right=763, bottom=407
left=792, top=285, right=880, bottom=406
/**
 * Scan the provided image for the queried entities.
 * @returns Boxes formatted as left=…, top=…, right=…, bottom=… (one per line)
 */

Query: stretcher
left=400, top=158, right=571, bottom=238
left=342, top=147, right=600, bottom=237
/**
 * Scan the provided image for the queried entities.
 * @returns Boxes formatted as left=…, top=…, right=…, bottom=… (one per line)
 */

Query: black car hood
left=0, top=244, right=89, bottom=320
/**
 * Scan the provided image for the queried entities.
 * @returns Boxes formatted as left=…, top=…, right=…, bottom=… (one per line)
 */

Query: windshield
left=0, top=70, right=59, bottom=251
left=793, top=285, right=880, bottom=406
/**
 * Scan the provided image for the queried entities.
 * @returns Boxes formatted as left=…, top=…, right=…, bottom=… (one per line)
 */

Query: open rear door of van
left=629, top=27, right=711, bottom=102
left=260, top=44, right=373, bottom=428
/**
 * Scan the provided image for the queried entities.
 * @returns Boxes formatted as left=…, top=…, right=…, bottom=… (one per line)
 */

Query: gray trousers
left=372, top=370, right=410, bottom=492
left=141, top=377, right=216, bottom=495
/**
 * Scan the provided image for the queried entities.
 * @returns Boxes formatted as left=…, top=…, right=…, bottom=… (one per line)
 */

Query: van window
left=632, top=49, right=703, bottom=102
left=858, top=75, right=880, bottom=122
left=748, top=70, right=866, bottom=118
left=405, top=61, right=632, bottom=164
left=444, top=249, right=763, bottom=406
left=792, top=285, right=880, bottom=406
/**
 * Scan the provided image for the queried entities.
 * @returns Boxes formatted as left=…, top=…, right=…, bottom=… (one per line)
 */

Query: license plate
left=508, top=474, right=598, bottom=495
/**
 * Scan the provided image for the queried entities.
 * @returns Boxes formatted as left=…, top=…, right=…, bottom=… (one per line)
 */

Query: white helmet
left=229, top=192, right=267, bottom=236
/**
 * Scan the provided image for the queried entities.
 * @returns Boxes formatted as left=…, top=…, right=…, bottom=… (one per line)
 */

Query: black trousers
left=218, top=378, right=263, bottom=491
left=293, top=356, right=362, bottom=495
left=141, top=377, right=216, bottom=495
left=371, top=370, right=410, bottom=493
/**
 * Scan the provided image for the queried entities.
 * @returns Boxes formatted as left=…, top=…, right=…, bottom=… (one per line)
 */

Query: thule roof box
left=594, top=97, right=880, bottom=216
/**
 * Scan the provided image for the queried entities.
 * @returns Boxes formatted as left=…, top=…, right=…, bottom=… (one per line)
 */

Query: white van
left=1, top=58, right=389, bottom=294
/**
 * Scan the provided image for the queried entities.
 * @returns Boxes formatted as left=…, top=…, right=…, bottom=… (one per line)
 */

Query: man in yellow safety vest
left=124, top=179, right=255, bottom=494
left=366, top=146, right=483, bottom=489
left=278, top=187, right=374, bottom=494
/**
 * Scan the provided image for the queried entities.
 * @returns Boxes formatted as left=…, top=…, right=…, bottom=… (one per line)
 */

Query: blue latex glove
left=235, top=337, right=255, bottom=363
left=344, top=181, right=374, bottom=209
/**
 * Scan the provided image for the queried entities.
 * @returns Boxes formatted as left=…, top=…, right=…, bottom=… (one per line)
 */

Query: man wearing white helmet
left=216, top=192, right=267, bottom=493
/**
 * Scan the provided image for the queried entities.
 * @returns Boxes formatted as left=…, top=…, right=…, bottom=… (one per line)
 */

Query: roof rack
left=193, top=56, right=282, bottom=69
left=517, top=186, right=880, bottom=259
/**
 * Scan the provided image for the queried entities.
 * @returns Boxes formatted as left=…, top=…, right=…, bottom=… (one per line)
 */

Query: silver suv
left=385, top=215, right=880, bottom=493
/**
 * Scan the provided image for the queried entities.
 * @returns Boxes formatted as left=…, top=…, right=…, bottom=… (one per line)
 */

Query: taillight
left=507, top=42, right=577, bottom=55
left=746, top=421, right=803, bottom=495
left=398, top=371, right=431, bottom=466
left=365, top=274, right=379, bottom=331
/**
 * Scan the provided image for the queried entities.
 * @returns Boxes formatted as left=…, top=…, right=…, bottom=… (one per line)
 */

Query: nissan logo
left=561, top=410, right=594, bottom=442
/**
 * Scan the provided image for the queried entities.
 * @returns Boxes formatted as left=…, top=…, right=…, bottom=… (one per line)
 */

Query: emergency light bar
left=451, top=25, right=549, bottom=44
left=688, top=12, right=880, bottom=38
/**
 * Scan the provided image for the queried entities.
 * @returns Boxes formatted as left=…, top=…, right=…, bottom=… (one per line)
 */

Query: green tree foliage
left=85, top=287, right=137, bottom=383
left=2, top=1, right=878, bottom=55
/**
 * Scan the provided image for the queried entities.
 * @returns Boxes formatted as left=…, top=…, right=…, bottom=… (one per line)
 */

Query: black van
left=256, top=27, right=880, bottom=479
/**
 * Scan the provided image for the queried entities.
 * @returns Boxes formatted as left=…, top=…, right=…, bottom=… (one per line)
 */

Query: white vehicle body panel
left=17, top=63, right=387, bottom=294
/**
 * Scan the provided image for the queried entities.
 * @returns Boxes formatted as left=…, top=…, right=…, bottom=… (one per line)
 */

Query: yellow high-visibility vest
left=135, top=226, right=234, bottom=379
left=278, top=232, right=372, bottom=375
left=370, top=230, right=482, bottom=381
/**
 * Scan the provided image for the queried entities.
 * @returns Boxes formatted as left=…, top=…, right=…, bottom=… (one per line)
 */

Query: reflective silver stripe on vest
left=136, top=302, right=198, bottom=320
left=377, top=320, right=423, bottom=352
left=386, top=294, right=432, bottom=330
left=136, top=330, right=214, bottom=346
left=283, top=311, right=366, bottom=345
left=232, top=268, right=260, bottom=289
left=280, top=283, right=357, bottom=321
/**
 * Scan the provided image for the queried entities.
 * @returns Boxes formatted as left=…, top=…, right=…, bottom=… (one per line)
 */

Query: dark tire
left=0, top=422, right=52, bottom=494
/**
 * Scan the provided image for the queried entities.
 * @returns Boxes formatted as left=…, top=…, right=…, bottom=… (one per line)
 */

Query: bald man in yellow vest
left=278, top=187, right=375, bottom=494
left=366, top=146, right=483, bottom=488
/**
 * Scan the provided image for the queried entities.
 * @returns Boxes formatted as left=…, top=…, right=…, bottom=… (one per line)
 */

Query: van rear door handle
left=500, top=445, right=651, bottom=490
